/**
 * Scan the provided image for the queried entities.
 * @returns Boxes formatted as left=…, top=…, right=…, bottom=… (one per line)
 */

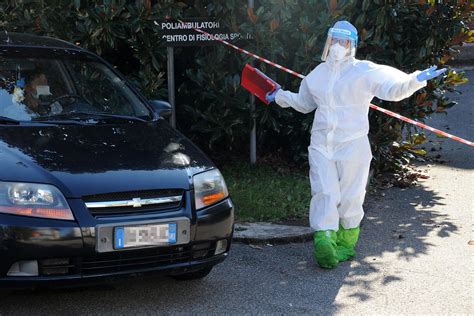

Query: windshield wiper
left=0, top=116, right=20, bottom=125
left=33, top=112, right=147, bottom=123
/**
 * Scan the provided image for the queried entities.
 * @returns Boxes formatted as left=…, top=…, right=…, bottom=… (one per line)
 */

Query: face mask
left=35, top=85, right=51, bottom=97
left=328, top=43, right=349, bottom=61
left=32, top=85, right=51, bottom=99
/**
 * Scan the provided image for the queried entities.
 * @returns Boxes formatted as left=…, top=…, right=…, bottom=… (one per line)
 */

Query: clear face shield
left=321, top=27, right=357, bottom=62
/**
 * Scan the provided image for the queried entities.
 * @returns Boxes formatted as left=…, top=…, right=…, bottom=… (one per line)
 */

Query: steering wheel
left=45, top=94, right=89, bottom=107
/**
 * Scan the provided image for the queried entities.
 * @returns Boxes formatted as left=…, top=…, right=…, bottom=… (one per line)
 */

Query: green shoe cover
left=336, top=225, right=360, bottom=262
left=313, top=230, right=339, bottom=269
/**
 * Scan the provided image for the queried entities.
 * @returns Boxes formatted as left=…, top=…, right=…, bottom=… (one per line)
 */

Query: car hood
left=0, top=120, right=214, bottom=198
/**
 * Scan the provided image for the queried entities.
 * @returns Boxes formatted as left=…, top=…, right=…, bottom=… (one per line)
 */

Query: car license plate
left=114, top=223, right=177, bottom=249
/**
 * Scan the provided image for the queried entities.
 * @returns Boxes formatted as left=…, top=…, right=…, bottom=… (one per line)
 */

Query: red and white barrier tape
left=178, top=19, right=474, bottom=147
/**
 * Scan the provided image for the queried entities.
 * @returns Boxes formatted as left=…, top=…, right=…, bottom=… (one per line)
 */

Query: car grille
left=82, top=189, right=184, bottom=217
left=39, top=258, right=76, bottom=276
left=36, top=243, right=217, bottom=277
left=81, top=243, right=216, bottom=276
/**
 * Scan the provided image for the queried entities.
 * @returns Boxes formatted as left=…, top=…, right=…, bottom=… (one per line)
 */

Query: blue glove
left=416, top=65, right=447, bottom=82
left=265, top=85, right=281, bottom=103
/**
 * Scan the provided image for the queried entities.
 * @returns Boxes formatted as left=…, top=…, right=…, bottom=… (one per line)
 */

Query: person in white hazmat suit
left=264, top=20, right=446, bottom=269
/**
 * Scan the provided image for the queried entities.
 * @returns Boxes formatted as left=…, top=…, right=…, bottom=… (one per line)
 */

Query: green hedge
left=1, top=0, right=471, bottom=172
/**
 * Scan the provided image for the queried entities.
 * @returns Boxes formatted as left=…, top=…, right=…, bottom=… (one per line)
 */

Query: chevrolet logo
left=131, top=198, right=142, bottom=208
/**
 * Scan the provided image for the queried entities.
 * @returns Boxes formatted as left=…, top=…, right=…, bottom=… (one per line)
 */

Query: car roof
left=0, top=31, right=82, bottom=50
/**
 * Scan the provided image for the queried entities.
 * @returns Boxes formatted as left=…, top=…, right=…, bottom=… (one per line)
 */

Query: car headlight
left=0, top=182, right=74, bottom=221
left=193, top=169, right=229, bottom=210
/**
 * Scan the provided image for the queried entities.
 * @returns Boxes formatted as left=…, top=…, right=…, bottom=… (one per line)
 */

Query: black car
left=0, top=32, right=234, bottom=288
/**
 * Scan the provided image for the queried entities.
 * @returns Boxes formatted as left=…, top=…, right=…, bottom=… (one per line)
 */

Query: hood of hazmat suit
left=321, top=20, right=358, bottom=62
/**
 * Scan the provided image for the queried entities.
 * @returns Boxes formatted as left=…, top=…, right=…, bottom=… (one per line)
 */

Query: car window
left=0, top=58, right=68, bottom=120
left=65, top=61, right=150, bottom=117
left=0, top=53, right=151, bottom=121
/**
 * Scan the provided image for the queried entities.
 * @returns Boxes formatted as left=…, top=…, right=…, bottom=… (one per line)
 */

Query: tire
left=171, top=266, right=213, bottom=281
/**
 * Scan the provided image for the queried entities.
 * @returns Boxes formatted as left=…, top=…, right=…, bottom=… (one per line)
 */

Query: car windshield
left=0, top=49, right=151, bottom=122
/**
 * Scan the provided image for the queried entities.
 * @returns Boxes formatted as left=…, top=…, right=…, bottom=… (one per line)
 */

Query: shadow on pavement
left=337, top=184, right=455, bottom=306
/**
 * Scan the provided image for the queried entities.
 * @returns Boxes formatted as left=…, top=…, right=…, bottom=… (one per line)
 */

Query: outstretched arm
left=369, top=65, right=446, bottom=102
left=274, top=78, right=318, bottom=114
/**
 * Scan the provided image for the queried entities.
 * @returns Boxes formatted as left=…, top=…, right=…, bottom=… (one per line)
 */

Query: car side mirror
left=149, top=100, right=172, bottom=119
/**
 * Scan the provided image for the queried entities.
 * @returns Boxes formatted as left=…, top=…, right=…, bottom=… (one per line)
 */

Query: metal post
left=250, top=94, right=256, bottom=164
left=248, top=0, right=256, bottom=165
left=167, top=46, right=176, bottom=128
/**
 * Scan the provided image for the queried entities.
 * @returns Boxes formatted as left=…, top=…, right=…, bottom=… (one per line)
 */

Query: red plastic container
left=240, top=64, right=279, bottom=105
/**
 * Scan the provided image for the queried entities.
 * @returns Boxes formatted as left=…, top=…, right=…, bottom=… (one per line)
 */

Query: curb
left=233, top=222, right=313, bottom=244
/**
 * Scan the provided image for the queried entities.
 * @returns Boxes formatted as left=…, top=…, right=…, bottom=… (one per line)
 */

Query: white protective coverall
left=275, top=56, right=426, bottom=231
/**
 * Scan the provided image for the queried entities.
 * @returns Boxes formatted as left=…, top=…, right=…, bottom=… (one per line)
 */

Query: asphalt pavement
left=0, top=70, right=472, bottom=315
